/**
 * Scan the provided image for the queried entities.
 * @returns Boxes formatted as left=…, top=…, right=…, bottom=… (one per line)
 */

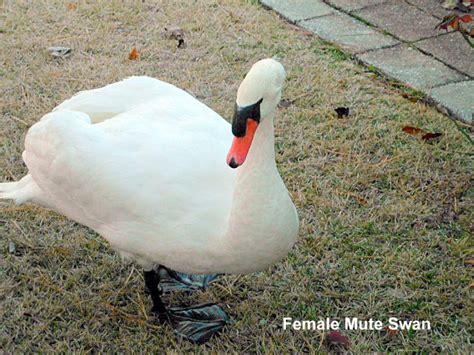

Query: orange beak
left=227, top=119, right=259, bottom=168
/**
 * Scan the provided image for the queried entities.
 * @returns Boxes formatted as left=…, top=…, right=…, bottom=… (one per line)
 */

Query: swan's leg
left=143, top=269, right=228, bottom=344
left=143, top=269, right=168, bottom=317
left=158, top=266, right=220, bottom=293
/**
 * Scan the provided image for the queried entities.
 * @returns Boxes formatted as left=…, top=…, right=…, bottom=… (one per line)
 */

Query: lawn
left=0, top=0, right=472, bottom=352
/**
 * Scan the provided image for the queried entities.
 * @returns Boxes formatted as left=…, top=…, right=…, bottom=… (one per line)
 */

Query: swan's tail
left=0, top=175, right=38, bottom=204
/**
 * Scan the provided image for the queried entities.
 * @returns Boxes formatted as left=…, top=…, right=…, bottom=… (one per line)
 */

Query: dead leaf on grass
left=422, top=132, right=443, bottom=141
left=402, top=126, right=425, bottom=135
left=325, top=331, right=351, bottom=348
left=334, top=106, right=350, bottom=118
left=129, top=47, right=139, bottom=60
left=402, top=126, right=442, bottom=142
left=383, top=326, right=398, bottom=335
left=67, top=2, right=77, bottom=10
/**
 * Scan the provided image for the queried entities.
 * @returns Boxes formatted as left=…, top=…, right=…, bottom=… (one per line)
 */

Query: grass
left=0, top=0, right=473, bottom=352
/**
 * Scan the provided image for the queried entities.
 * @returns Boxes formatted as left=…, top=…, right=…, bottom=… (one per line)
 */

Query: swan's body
left=1, top=59, right=299, bottom=277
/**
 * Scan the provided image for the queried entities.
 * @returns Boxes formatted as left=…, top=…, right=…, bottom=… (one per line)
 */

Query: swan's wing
left=53, top=76, right=198, bottom=123
left=24, top=106, right=235, bottom=250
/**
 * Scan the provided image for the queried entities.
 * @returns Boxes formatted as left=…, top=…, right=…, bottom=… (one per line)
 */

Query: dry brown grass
left=0, top=0, right=473, bottom=352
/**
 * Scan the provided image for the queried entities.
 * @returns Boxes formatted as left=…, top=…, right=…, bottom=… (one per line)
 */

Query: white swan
left=0, top=58, right=299, bottom=343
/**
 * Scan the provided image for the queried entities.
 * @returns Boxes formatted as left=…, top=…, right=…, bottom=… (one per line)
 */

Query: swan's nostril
left=228, top=157, right=239, bottom=169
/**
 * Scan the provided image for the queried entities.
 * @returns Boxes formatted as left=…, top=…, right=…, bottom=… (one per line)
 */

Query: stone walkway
left=261, top=0, right=473, bottom=124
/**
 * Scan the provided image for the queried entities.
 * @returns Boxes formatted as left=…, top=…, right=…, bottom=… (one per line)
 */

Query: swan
left=0, top=58, right=299, bottom=343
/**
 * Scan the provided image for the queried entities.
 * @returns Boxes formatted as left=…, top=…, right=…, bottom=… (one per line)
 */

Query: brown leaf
left=436, top=14, right=459, bottom=30
left=128, top=47, right=139, bottom=60
left=401, top=92, right=419, bottom=102
left=325, top=331, right=351, bottom=348
left=67, top=2, right=77, bottom=10
left=402, top=126, right=425, bottom=135
left=422, top=132, right=443, bottom=141
left=383, top=326, right=398, bottom=335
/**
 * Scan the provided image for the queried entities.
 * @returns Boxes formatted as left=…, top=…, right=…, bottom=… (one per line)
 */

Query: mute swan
left=0, top=58, right=299, bottom=343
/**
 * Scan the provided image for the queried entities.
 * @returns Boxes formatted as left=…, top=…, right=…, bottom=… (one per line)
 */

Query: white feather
left=1, top=60, right=298, bottom=275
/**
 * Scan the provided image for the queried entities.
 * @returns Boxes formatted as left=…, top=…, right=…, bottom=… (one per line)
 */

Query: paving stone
left=326, top=0, right=388, bottom=12
left=260, top=0, right=334, bottom=23
left=357, top=44, right=467, bottom=89
left=405, top=0, right=452, bottom=19
left=429, top=80, right=474, bottom=124
left=300, top=12, right=399, bottom=53
left=416, top=32, right=474, bottom=78
left=354, top=1, right=441, bottom=41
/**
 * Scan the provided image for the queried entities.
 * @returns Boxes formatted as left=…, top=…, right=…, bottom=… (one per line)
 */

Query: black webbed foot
left=158, top=266, right=220, bottom=292
left=168, top=303, right=228, bottom=344
left=144, top=268, right=228, bottom=344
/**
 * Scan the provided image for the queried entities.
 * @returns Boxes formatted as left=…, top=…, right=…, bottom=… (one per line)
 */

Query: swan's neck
left=219, top=110, right=298, bottom=274
left=227, top=111, right=280, bottom=237
left=238, top=112, right=277, bottom=178
left=221, top=110, right=298, bottom=273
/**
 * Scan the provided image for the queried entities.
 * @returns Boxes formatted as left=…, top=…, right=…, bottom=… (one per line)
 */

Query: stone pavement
left=261, top=0, right=473, bottom=124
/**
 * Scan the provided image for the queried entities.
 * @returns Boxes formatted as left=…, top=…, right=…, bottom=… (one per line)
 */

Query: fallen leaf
left=383, top=326, right=398, bottom=335
left=129, top=47, right=139, bottom=60
left=278, top=99, right=292, bottom=108
left=436, top=14, right=457, bottom=30
left=402, top=126, right=425, bottom=135
left=67, top=2, right=77, bottom=10
left=422, top=132, right=443, bottom=141
left=459, top=14, right=472, bottom=23
left=325, top=331, right=351, bottom=348
left=402, top=126, right=442, bottom=141
left=335, top=106, right=350, bottom=118
left=48, top=46, right=72, bottom=58
left=401, top=92, right=420, bottom=102
left=464, top=259, right=474, bottom=265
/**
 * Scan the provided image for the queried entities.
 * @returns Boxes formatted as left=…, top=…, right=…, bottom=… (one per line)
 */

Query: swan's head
left=227, top=58, right=286, bottom=169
